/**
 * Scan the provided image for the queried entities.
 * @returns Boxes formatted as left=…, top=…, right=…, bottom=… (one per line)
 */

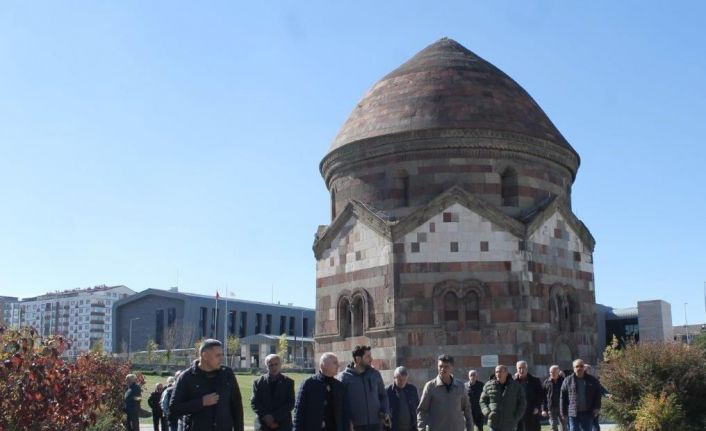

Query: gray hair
left=393, top=366, right=408, bottom=377
left=265, top=354, right=281, bottom=366
left=125, top=373, right=137, bottom=384
left=468, top=369, right=478, bottom=376
left=166, top=376, right=176, bottom=385
left=319, top=352, right=338, bottom=368
left=516, top=360, right=528, bottom=368
left=549, top=365, right=560, bottom=373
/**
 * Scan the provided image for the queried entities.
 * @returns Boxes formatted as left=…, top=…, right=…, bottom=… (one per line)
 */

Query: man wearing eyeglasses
left=560, top=359, right=602, bottom=431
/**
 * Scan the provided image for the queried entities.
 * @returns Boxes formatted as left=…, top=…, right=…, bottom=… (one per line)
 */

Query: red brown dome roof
left=329, top=38, right=575, bottom=155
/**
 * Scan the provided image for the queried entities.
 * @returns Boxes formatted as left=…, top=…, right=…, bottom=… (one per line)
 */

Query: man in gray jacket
left=417, top=354, right=474, bottom=431
left=479, top=365, right=525, bottom=431
left=337, top=345, right=391, bottom=431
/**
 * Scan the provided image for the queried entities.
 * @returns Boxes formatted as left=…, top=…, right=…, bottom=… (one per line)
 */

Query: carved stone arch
left=564, top=288, right=580, bottom=332
left=548, top=284, right=565, bottom=327
left=459, top=279, right=488, bottom=329
left=350, top=288, right=373, bottom=335
left=553, top=335, right=578, bottom=372
left=336, top=292, right=353, bottom=338
left=433, top=280, right=464, bottom=330
left=497, top=163, right=519, bottom=207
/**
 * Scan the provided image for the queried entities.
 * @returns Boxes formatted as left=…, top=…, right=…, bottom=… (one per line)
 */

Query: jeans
left=568, top=412, right=594, bottom=431
left=548, top=409, right=567, bottom=431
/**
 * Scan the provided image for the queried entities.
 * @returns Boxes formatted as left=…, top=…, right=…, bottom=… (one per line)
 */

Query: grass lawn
left=138, top=371, right=312, bottom=427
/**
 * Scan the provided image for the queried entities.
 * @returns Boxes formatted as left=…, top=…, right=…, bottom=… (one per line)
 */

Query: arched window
left=331, top=189, right=337, bottom=220
left=351, top=296, right=364, bottom=336
left=444, top=292, right=459, bottom=330
left=501, top=167, right=519, bottom=207
left=338, top=297, right=351, bottom=338
left=465, top=292, right=480, bottom=330
left=555, top=343, right=573, bottom=371
left=402, top=172, right=410, bottom=207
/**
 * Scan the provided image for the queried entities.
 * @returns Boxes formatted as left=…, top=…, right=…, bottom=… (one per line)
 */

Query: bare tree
left=163, top=325, right=178, bottom=364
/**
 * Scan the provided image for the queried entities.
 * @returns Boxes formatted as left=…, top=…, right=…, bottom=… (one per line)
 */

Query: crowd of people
left=125, top=339, right=608, bottom=431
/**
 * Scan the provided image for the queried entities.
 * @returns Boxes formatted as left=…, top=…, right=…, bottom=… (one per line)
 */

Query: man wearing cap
left=386, top=366, right=419, bottom=431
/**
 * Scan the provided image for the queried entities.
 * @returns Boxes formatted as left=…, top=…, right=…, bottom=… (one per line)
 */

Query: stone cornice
left=320, top=128, right=580, bottom=187
left=391, top=185, right=526, bottom=240
left=525, top=196, right=596, bottom=252
left=312, top=200, right=392, bottom=260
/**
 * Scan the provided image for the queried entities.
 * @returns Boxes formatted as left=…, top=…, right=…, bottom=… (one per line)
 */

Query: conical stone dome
left=330, top=38, right=576, bottom=158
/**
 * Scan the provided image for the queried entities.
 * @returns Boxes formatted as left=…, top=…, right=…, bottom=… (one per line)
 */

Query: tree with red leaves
left=0, top=326, right=139, bottom=430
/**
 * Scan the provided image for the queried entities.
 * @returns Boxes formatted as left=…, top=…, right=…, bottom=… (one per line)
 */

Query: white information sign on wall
left=481, top=354, right=499, bottom=368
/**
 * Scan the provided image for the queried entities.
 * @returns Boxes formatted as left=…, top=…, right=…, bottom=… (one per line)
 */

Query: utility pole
left=684, top=302, right=690, bottom=344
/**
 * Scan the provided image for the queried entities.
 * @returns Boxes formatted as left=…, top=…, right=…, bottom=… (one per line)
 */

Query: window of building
left=331, top=189, right=336, bottom=219
left=444, top=292, right=459, bottom=330
left=255, top=313, right=262, bottom=334
left=501, top=167, right=519, bottom=207
left=465, top=292, right=480, bottom=330
left=288, top=316, right=295, bottom=336
left=338, top=298, right=351, bottom=338
left=401, top=171, right=410, bottom=207
left=303, top=317, right=309, bottom=337
left=265, top=314, right=272, bottom=334
left=155, top=309, right=164, bottom=346
left=239, top=312, right=247, bottom=338
left=199, top=307, right=208, bottom=337
left=351, top=296, right=364, bottom=337
left=280, top=315, right=286, bottom=335
left=167, top=308, right=176, bottom=327
left=228, top=310, right=237, bottom=336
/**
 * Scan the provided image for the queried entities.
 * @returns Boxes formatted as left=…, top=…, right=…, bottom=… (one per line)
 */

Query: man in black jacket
left=170, top=339, right=244, bottom=431
left=293, top=352, right=345, bottom=431
left=465, top=369, right=485, bottom=431
left=386, top=366, right=418, bottom=431
left=541, top=365, right=566, bottom=431
left=124, top=373, right=142, bottom=431
left=560, top=359, right=602, bottom=431
left=514, top=361, right=543, bottom=431
left=251, top=354, right=295, bottom=431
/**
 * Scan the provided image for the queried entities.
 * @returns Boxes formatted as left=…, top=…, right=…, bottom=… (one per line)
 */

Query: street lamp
left=128, top=317, right=141, bottom=359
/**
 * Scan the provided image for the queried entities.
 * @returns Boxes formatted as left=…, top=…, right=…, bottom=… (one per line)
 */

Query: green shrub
left=601, top=341, right=706, bottom=430
left=634, top=392, right=686, bottom=431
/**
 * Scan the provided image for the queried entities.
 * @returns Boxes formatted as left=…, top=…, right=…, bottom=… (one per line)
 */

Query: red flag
left=216, top=291, right=220, bottom=300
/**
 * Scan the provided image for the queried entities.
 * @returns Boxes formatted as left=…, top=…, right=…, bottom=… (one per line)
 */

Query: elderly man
left=417, top=354, right=474, bottom=431
left=560, top=359, right=602, bottom=431
left=124, top=373, right=142, bottom=431
left=338, top=345, right=390, bottom=431
left=541, top=365, right=566, bottom=431
left=386, top=366, right=419, bottom=431
left=293, top=352, right=346, bottom=431
left=251, top=354, right=295, bottom=431
left=514, top=361, right=543, bottom=431
left=170, top=339, right=244, bottom=431
left=480, top=365, right=525, bottom=431
left=465, top=370, right=485, bottom=431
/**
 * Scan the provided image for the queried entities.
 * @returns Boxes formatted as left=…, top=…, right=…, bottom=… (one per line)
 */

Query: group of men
left=125, top=339, right=605, bottom=431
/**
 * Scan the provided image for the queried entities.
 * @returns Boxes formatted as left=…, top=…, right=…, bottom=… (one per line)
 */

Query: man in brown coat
left=417, top=354, right=474, bottom=430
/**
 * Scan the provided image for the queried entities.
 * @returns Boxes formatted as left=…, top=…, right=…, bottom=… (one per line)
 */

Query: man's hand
left=533, top=408, right=539, bottom=415
left=488, top=411, right=497, bottom=421
left=263, top=414, right=278, bottom=429
left=202, top=392, right=219, bottom=406
left=382, top=414, right=391, bottom=428
left=541, top=410, right=548, bottom=417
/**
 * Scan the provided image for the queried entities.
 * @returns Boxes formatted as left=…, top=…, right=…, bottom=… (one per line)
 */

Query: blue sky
left=1, top=2, right=705, bottom=325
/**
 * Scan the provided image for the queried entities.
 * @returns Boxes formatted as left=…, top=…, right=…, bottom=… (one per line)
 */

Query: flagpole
left=224, top=293, right=228, bottom=364
left=214, top=291, right=219, bottom=341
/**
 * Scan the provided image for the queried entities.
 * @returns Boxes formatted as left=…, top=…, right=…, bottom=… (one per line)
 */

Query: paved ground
left=140, top=424, right=618, bottom=430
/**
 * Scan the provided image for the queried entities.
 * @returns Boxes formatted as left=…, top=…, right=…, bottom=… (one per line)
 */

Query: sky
left=1, top=1, right=705, bottom=325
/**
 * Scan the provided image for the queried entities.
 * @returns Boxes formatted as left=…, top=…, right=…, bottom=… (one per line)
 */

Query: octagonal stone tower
left=313, top=38, right=596, bottom=385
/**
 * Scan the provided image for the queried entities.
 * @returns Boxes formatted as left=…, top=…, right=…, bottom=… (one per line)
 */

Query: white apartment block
left=2, top=285, right=134, bottom=357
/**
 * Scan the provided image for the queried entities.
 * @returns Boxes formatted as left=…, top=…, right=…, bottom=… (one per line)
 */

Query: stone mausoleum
left=313, top=38, right=597, bottom=385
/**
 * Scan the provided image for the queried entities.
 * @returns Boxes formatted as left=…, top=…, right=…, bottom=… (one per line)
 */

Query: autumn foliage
left=0, top=326, right=136, bottom=431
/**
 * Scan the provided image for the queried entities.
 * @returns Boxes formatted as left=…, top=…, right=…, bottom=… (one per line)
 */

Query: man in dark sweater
left=293, top=352, right=346, bottom=431
left=541, top=365, right=566, bottom=431
left=251, top=354, right=295, bottom=431
left=514, top=361, right=543, bottom=431
left=124, top=373, right=142, bottom=431
left=465, top=369, right=485, bottom=431
left=169, top=339, right=244, bottom=431
left=560, top=359, right=602, bottom=431
left=386, top=366, right=418, bottom=431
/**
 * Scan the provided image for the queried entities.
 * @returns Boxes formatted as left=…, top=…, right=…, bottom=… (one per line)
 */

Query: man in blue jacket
left=293, top=352, right=346, bottom=431
left=386, top=366, right=419, bottom=431
left=338, top=345, right=391, bottom=431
